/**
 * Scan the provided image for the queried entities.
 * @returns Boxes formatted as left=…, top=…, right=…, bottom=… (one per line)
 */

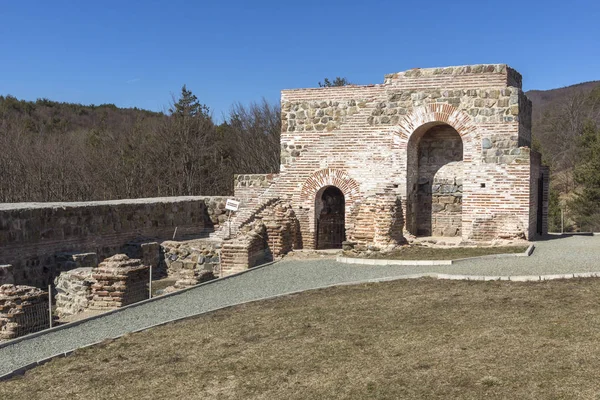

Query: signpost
left=225, top=199, right=240, bottom=212
left=225, top=199, right=240, bottom=239
left=48, top=284, right=53, bottom=329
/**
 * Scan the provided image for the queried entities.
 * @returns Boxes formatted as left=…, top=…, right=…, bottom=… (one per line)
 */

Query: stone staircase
left=209, top=196, right=280, bottom=240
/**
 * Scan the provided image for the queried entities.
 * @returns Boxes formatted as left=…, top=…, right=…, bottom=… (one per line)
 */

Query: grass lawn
left=362, top=245, right=529, bottom=260
left=2, top=278, right=600, bottom=399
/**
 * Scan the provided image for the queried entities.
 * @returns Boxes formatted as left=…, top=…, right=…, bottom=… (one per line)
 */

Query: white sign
left=225, top=199, right=240, bottom=212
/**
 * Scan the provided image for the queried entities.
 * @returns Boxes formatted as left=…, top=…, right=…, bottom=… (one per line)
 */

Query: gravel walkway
left=1, top=234, right=599, bottom=377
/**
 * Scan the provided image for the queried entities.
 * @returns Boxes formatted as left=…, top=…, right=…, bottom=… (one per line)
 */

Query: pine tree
left=169, top=85, right=209, bottom=118
left=162, top=85, right=216, bottom=195
left=318, top=77, right=351, bottom=87
left=569, top=121, right=600, bottom=231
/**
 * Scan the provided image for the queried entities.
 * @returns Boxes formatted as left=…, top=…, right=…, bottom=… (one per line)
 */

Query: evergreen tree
left=318, top=77, right=351, bottom=87
left=547, top=186, right=562, bottom=232
left=169, top=85, right=209, bottom=118
left=569, top=121, right=600, bottom=231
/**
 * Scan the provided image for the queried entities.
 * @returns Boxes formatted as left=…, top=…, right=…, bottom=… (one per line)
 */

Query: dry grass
left=2, top=278, right=600, bottom=399
left=364, top=245, right=529, bottom=260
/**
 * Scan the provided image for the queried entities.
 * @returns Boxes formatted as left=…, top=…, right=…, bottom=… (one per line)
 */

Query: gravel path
left=1, top=234, right=599, bottom=377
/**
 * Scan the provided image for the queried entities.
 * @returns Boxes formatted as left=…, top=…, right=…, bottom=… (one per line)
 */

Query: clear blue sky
left=1, top=0, right=598, bottom=119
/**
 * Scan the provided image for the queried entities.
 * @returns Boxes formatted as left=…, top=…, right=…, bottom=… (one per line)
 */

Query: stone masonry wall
left=383, top=64, right=522, bottom=89
left=220, top=223, right=269, bottom=277
left=0, top=265, right=14, bottom=285
left=263, top=203, right=300, bottom=257
left=234, top=174, right=276, bottom=202
left=348, top=192, right=405, bottom=248
left=122, top=241, right=162, bottom=279
left=0, top=196, right=227, bottom=288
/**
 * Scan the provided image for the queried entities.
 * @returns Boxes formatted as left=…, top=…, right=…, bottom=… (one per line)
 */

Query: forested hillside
left=527, top=81, right=600, bottom=231
left=0, top=87, right=280, bottom=202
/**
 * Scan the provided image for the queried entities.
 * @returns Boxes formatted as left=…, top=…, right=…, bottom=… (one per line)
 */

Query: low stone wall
left=88, top=255, right=149, bottom=310
left=0, top=284, right=49, bottom=340
left=162, top=240, right=219, bottom=288
left=0, top=196, right=227, bottom=288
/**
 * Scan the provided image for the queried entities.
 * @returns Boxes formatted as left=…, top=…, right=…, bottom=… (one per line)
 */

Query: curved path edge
left=337, top=244, right=534, bottom=265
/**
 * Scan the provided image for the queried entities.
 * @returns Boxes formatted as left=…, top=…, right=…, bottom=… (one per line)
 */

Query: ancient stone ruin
left=0, top=64, right=549, bottom=330
left=229, top=64, right=548, bottom=255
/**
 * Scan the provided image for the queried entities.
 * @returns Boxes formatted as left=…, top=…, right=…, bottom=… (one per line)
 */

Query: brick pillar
left=89, top=255, right=149, bottom=310
left=0, top=284, right=49, bottom=340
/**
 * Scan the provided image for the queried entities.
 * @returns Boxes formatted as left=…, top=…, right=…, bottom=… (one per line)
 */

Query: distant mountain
left=526, top=81, right=600, bottom=121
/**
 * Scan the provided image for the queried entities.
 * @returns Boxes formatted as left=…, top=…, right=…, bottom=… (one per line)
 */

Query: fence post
left=48, top=284, right=53, bottom=329
left=561, top=209, right=564, bottom=234
left=227, top=210, right=232, bottom=239
left=149, top=264, right=153, bottom=299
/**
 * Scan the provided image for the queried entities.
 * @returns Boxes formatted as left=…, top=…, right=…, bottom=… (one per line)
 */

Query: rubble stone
left=161, top=240, right=219, bottom=288
left=54, top=267, right=94, bottom=318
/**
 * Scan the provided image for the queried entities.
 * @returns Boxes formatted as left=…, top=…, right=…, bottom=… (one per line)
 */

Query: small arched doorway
left=316, top=186, right=346, bottom=249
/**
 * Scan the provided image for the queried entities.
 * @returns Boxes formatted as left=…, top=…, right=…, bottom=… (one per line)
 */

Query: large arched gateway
left=407, top=123, right=464, bottom=237
left=315, top=186, right=346, bottom=249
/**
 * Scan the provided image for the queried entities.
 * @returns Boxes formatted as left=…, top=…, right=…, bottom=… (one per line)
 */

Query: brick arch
left=299, top=168, right=361, bottom=249
left=399, top=104, right=476, bottom=236
left=392, top=103, right=478, bottom=150
left=299, top=168, right=361, bottom=208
